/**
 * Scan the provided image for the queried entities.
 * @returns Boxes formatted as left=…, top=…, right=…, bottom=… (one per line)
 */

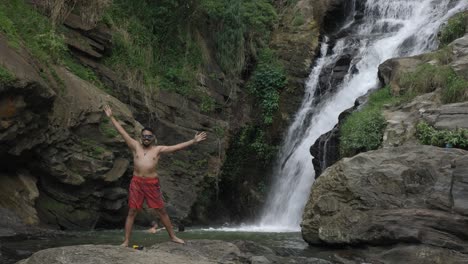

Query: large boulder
left=302, top=145, right=468, bottom=256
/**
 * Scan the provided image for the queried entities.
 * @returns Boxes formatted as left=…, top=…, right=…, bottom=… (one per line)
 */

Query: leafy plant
left=200, top=94, right=216, bottom=113
left=199, top=0, right=277, bottom=76
left=439, top=12, right=467, bottom=46
left=416, top=121, right=468, bottom=149
left=247, top=49, right=287, bottom=125
left=442, top=73, right=468, bottom=104
left=340, top=86, right=400, bottom=157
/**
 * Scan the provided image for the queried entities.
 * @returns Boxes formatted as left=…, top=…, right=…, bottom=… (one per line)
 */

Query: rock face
left=0, top=32, right=142, bottom=229
left=273, top=0, right=347, bottom=122
left=302, top=145, right=468, bottom=256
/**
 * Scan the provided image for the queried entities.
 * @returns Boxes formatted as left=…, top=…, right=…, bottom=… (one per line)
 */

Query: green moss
left=439, top=12, right=467, bottom=46
left=79, top=139, right=106, bottom=158
left=50, top=67, right=66, bottom=92
left=200, top=94, right=216, bottom=113
left=416, top=121, right=468, bottom=149
left=99, top=121, right=119, bottom=138
left=340, top=86, right=400, bottom=157
left=64, top=57, right=113, bottom=94
left=0, top=66, right=15, bottom=84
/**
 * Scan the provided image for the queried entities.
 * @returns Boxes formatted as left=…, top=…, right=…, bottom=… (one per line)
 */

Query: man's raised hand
left=194, top=131, right=207, bottom=143
left=104, top=104, right=113, bottom=117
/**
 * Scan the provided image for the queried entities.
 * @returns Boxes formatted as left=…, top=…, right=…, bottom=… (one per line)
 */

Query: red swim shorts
left=128, top=176, right=164, bottom=209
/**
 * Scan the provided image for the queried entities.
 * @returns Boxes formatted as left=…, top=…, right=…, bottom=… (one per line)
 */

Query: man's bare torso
left=133, top=144, right=161, bottom=178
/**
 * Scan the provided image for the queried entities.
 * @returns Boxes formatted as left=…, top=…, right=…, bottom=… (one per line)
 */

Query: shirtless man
left=103, top=105, right=207, bottom=245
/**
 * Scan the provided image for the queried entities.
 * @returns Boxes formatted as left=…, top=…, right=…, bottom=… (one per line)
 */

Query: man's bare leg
left=121, top=208, right=138, bottom=247
left=154, top=208, right=185, bottom=244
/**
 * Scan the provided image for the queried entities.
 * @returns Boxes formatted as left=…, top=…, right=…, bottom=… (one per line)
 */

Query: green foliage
left=200, top=0, right=277, bottom=75
left=213, top=125, right=225, bottom=139
left=0, top=0, right=67, bottom=64
left=416, top=121, right=468, bottom=149
left=340, top=87, right=398, bottom=157
left=439, top=12, right=467, bottom=46
left=99, top=120, right=118, bottom=138
left=248, top=49, right=287, bottom=124
left=292, top=13, right=305, bottom=27
left=0, top=8, right=20, bottom=48
left=222, top=125, right=278, bottom=181
left=400, top=64, right=467, bottom=103
left=422, top=46, right=453, bottom=65
left=104, top=0, right=201, bottom=95
left=442, top=73, right=468, bottom=104
left=241, top=0, right=278, bottom=39
left=63, top=57, right=113, bottom=94
left=400, top=64, right=452, bottom=94
left=238, top=126, right=278, bottom=163
left=79, top=139, right=106, bottom=158
left=0, top=66, right=15, bottom=84
left=200, top=94, right=216, bottom=112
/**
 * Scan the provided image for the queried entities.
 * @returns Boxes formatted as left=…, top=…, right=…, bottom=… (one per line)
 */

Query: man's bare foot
left=120, top=241, right=129, bottom=247
left=147, top=227, right=157, bottom=234
left=171, top=237, right=185, bottom=244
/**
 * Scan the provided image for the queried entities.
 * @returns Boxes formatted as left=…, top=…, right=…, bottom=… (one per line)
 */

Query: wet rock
left=302, top=145, right=468, bottom=255
left=310, top=108, right=352, bottom=178
left=272, top=0, right=347, bottom=119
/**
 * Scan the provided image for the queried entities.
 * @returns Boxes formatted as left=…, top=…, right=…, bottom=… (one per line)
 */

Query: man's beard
left=142, top=140, right=153, bottom=147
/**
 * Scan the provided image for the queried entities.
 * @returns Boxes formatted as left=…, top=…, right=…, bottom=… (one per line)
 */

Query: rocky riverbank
left=14, top=240, right=336, bottom=264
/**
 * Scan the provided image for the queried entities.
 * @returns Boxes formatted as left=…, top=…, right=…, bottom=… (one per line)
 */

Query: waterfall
left=207, top=0, right=467, bottom=232
left=255, top=0, right=468, bottom=232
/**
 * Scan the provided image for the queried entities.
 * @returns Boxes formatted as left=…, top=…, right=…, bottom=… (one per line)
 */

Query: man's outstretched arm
left=159, top=132, right=207, bottom=154
left=103, top=104, right=137, bottom=150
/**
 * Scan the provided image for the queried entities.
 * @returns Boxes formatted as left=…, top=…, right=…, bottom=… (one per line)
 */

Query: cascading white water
left=256, top=0, right=468, bottom=232
left=207, top=0, right=468, bottom=232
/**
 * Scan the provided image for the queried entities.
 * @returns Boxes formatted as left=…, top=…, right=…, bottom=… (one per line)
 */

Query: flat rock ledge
left=15, top=240, right=332, bottom=264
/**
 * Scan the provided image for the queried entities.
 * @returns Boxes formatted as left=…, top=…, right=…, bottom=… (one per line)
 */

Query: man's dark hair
left=141, top=127, right=154, bottom=134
